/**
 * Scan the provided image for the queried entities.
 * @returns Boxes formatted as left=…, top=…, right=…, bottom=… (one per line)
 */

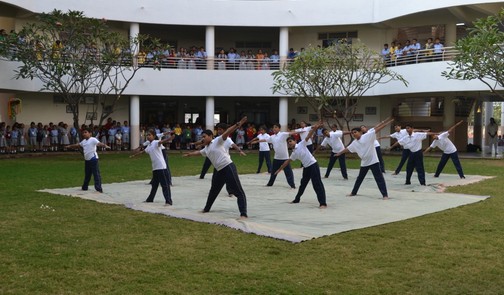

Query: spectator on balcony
left=177, top=47, right=188, bottom=69
left=246, top=50, right=255, bottom=70
left=260, top=52, right=270, bottom=70
left=389, top=41, right=397, bottom=65
left=227, top=48, right=238, bottom=70
left=424, top=38, right=434, bottom=61
left=196, top=46, right=207, bottom=69
left=238, top=50, right=247, bottom=70
left=381, top=43, right=390, bottom=65
left=217, top=49, right=227, bottom=70
left=270, top=49, right=280, bottom=69
left=166, top=49, right=176, bottom=68
left=394, top=42, right=404, bottom=65
left=287, top=47, right=297, bottom=60
left=403, top=40, right=413, bottom=62
left=255, top=49, right=265, bottom=69
left=52, top=40, right=63, bottom=60
left=410, top=39, right=421, bottom=62
left=433, top=38, right=444, bottom=61
left=187, top=49, right=197, bottom=69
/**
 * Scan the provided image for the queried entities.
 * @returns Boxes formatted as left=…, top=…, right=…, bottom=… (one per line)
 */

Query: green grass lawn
left=1, top=152, right=503, bottom=294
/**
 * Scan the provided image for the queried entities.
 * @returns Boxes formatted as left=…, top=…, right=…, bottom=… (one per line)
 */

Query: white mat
left=39, top=168, right=491, bottom=243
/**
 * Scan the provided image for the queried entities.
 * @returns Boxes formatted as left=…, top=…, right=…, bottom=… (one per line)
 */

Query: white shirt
left=200, top=136, right=232, bottom=171
left=80, top=137, right=100, bottom=161
left=257, top=133, right=271, bottom=151
left=321, top=131, right=345, bottom=153
left=430, top=131, right=457, bottom=154
left=398, top=132, right=427, bottom=153
left=347, top=129, right=378, bottom=167
left=145, top=140, right=167, bottom=170
left=224, top=137, right=234, bottom=151
left=390, top=129, right=408, bottom=140
left=267, top=132, right=290, bottom=160
left=290, top=140, right=317, bottom=168
left=368, top=128, right=381, bottom=147
left=295, top=126, right=313, bottom=145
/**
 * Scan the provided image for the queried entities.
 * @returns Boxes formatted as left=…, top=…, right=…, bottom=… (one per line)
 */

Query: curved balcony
left=0, top=45, right=499, bottom=97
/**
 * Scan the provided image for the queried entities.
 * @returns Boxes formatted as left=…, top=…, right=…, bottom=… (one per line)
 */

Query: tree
left=1, top=9, right=165, bottom=128
left=443, top=8, right=504, bottom=100
left=272, top=41, right=407, bottom=131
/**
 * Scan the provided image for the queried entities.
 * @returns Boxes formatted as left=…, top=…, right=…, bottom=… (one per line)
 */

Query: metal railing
left=1, top=40, right=457, bottom=70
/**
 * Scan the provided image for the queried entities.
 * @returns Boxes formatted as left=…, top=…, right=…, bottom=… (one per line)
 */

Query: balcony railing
left=0, top=41, right=458, bottom=71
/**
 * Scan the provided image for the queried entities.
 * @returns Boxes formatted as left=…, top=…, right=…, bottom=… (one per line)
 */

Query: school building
left=0, top=0, right=503, bottom=150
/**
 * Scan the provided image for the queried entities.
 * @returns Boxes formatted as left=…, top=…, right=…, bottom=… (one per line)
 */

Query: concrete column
left=279, top=27, right=289, bottom=68
left=485, top=101, right=494, bottom=155
left=473, top=100, right=482, bottom=148
left=205, top=26, right=215, bottom=70
left=501, top=102, right=504, bottom=136
left=443, top=97, right=456, bottom=130
left=205, top=96, right=215, bottom=131
left=279, top=97, right=288, bottom=131
left=130, top=23, right=140, bottom=67
left=445, top=22, right=457, bottom=47
left=130, top=95, right=140, bottom=150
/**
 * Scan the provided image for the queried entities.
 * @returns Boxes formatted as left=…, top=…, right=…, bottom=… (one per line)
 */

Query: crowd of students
left=381, top=38, right=445, bottom=66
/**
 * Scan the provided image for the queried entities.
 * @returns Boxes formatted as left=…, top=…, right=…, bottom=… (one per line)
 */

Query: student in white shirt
left=295, top=120, right=314, bottom=153
left=142, top=129, right=173, bottom=205
left=263, top=123, right=302, bottom=188
left=183, top=117, right=249, bottom=219
left=67, top=128, right=110, bottom=193
left=314, top=124, right=350, bottom=179
left=276, top=122, right=327, bottom=207
left=247, top=125, right=272, bottom=173
left=397, top=124, right=431, bottom=185
left=360, top=125, right=386, bottom=173
left=336, top=118, right=394, bottom=199
left=423, top=120, right=465, bottom=179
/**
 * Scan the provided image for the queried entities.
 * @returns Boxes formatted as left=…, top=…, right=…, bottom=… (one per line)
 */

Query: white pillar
left=485, top=101, right=494, bottom=155
left=279, top=27, right=289, bottom=68
left=445, top=22, right=457, bottom=47
left=130, top=23, right=140, bottom=50
left=130, top=95, right=140, bottom=150
left=205, top=26, right=215, bottom=70
left=443, top=97, right=455, bottom=130
left=205, top=96, right=215, bottom=131
left=501, top=102, right=504, bottom=136
left=279, top=97, right=288, bottom=131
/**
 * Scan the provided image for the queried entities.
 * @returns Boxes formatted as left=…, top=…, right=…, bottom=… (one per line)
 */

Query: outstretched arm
left=447, top=120, right=464, bottom=134
left=231, top=143, right=246, bottom=156
left=305, top=121, right=322, bottom=142
left=335, top=147, right=349, bottom=157
left=275, top=159, right=293, bottom=175
left=183, top=150, right=202, bottom=157
left=129, top=146, right=145, bottom=158
left=373, top=117, right=395, bottom=133
left=423, top=147, right=432, bottom=154
left=222, top=116, right=247, bottom=141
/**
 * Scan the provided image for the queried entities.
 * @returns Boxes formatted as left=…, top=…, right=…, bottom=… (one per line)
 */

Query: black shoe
left=97, top=189, right=103, bottom=193
left=404, top=182, right=411, bottom=185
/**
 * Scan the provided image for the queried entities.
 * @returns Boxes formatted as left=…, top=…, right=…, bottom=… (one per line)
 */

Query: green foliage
left=272, top=41, right=407, bottom=130
left=1, top=9, right=166, bottom=128
left=443, top=8, right=504, bottom=99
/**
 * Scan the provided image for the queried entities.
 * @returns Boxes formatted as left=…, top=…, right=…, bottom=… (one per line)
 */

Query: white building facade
left=0, top=0, right=503, bottom=150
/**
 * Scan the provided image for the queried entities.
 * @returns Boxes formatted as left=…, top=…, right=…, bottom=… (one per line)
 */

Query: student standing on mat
left=261, top=123, right=303, bottom=189
left=276, top=121, right=327, bottom=208
left=336, top=117, right=394, bottom=200
left=391, top=123, right=431, bottom=186
left=183, top=117, right=249, bottom=219
left=138, top=129, right=173, bottom=205
left=67, top=128, right=110, bottom=193
left=314, top=124, right=350, bottom=179
left=423, top=120, right=465, bottom=179
left=247, top=125, right=272, bottom=173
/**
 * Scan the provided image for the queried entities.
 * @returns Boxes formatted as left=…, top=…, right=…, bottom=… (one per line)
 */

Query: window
left=319, top=31, right=358, bottom=47
left=184, top=113, right=199, bottom=124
